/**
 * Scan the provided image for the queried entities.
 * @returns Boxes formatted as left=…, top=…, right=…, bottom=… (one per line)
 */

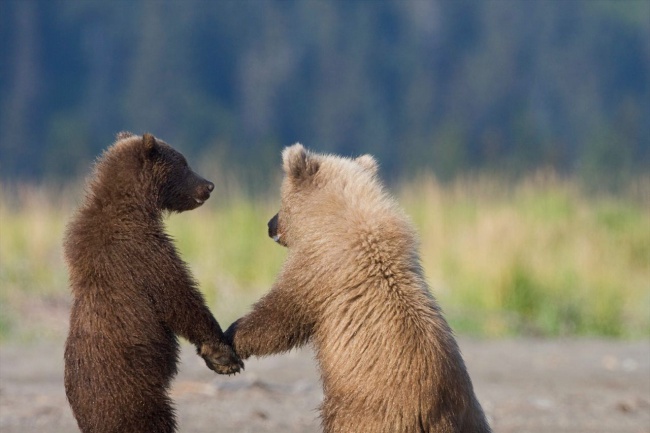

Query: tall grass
left=0, top=185, right=78, bottom=340
left=401, top=173, right=650, bottom=337
left=0, top=174, right=648, bottom=341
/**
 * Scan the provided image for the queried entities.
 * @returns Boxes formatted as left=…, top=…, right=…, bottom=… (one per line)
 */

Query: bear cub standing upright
left=64, top=132, right=242, bottom=433
left=226, top=144, right=491, bottom=433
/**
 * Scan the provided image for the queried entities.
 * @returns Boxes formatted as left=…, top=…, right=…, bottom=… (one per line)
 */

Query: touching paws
left=199, top=342, right=244, bottom=375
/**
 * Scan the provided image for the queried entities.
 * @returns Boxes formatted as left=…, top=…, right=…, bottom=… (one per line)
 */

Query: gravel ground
left=1, top=338, right=648, bottom=433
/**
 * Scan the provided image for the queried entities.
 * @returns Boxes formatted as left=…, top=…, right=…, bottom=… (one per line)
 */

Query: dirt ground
left=0, top=338, right=648, bottom=433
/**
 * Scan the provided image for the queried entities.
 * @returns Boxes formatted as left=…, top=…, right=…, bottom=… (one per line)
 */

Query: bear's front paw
left=199, top=342, right=244, bottom=375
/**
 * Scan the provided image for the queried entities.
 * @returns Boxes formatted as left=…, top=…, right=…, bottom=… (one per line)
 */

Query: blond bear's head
left=267, top=143, right=382, bottom=249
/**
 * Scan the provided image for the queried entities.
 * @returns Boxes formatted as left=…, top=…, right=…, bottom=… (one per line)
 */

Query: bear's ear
left=142, top=133, right=159, bottom=158
left=116, top=131, right=135, bottom=141
left=282, top=143, right=319, bottom=181
left=355, top=154, right=378, bottom=174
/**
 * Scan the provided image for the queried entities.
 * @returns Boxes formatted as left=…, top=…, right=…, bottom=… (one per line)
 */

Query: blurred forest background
left=1, top=0, right=649, bottom=186
left=0, top=0, right=648, bottom=340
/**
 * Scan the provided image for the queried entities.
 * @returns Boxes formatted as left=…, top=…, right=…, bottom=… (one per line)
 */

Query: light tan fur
left=227, top=144, right=491, bottom=433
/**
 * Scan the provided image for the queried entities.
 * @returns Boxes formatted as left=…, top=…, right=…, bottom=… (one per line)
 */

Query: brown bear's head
left=140, top=133, right=214, bottom=213
left=98, top=132, right=214, bottom=213
left=268, top=143, right=379, bottom=249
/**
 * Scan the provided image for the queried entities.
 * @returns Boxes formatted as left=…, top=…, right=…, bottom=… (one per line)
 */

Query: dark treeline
left=1, top=0, right=648, bottom=187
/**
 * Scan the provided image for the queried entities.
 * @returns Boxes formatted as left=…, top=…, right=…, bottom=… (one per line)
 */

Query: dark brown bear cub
left=64, top=132, right=242, bottom=433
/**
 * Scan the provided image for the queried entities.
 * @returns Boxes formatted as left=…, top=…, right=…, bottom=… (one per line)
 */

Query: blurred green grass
left=400, top=173, right=650, bottom=337
left=1, top=174, right=648, bottom=342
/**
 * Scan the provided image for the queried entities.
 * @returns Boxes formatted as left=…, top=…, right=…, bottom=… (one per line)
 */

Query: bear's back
left=296, top=203, right=485, bottom=432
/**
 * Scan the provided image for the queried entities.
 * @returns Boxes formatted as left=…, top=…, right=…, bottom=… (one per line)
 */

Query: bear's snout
left=202, top=181, right=215, bottom=198
left=268, top=213, right=278, bottom=239
left=268, top=213, right=285, bottom=245
left=194, top=180, right=214, bottom=205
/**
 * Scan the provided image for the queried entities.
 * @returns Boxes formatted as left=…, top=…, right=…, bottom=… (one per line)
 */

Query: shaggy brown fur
left=64, top=132, right=242, bottom=433
left=226, top=144, right=491, bottom=433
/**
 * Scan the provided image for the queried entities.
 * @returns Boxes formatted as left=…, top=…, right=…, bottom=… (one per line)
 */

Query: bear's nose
left=268, top=213, right=279, bottom=239
left=206, top=182, right=214, bottom=192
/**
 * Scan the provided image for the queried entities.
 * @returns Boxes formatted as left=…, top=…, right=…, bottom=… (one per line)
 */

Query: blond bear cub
left=226, top=144, right=491, bottom=433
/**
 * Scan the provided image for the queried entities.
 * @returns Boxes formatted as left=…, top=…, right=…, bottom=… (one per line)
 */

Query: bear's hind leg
left=118, top=394, right=176, bottom=433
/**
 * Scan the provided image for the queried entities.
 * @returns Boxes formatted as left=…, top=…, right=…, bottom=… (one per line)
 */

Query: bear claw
left=199, top=343, right=244, bottom=375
